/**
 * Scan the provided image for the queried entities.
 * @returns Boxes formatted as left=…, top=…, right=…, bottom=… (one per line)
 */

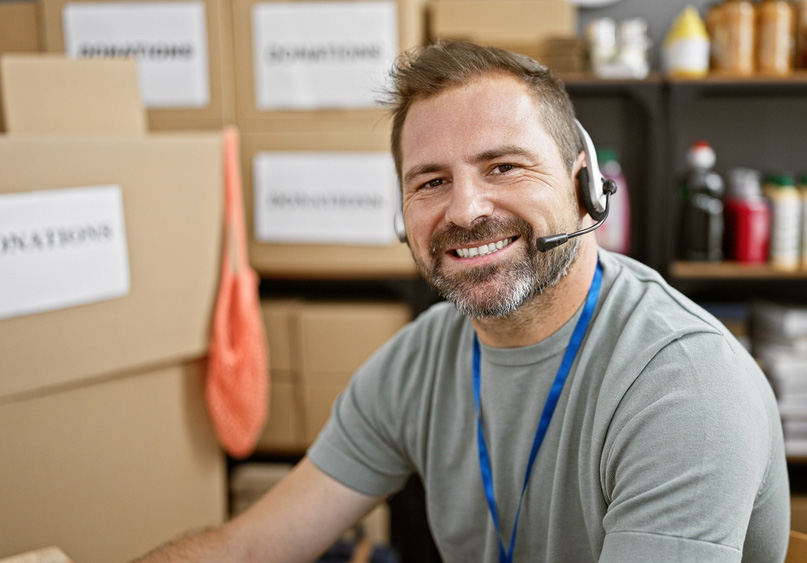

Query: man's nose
left=444, top=175, right=494, bottom=228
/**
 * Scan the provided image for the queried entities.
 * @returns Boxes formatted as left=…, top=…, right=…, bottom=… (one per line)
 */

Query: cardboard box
left=0, top=361, right=227, bottom=563
left=230, top=0, right=427, bottom=129
left=0, top=1, right=41, bottom=132
left=0, top=54, right=227, bottom=563
left=38, top=0, right=237, bottom=131
left=240, top=126, right=416, bottom=279
left=256, top=299, right=411, bottom=452
left=794, top=494, right=807, bottom=533
left=297, top=300, right=411, bottom=384
left=428, top=0, right=576, bottom=45
left=0, top=55, right=223, bottom=400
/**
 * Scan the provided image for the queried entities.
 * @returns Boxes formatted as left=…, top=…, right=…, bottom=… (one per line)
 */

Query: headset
left=394, top=119, right=617, bottom=252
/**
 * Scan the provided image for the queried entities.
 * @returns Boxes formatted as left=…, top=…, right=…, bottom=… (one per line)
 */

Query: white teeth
left=455, top=237, right=513, bottom=258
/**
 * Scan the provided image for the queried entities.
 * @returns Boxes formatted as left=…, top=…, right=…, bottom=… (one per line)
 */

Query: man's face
left=399, top=74, right=583, bottom=318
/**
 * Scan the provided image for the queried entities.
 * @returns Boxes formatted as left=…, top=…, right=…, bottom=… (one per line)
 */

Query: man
left=138, top=41, right=789, bottom=562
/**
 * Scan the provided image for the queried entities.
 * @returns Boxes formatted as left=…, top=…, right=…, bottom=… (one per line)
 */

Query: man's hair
left=382, top=40, right=582, bottom=180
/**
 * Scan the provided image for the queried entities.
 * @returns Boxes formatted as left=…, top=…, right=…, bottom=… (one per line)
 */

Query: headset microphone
left=536, top=177, right=616, bottom=252
left=536, top=119, right=617, bottom=253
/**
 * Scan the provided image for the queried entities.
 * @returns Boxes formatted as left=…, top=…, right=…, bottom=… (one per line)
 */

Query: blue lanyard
left=472, top=261, right=602, bottom=563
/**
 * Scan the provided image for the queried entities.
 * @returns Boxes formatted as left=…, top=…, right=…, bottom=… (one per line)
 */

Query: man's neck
left=470, top=241, right=599, bottom=348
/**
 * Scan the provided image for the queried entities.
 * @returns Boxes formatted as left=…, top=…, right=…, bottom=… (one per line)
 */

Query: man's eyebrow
left=473, top=145, right=535, bottom=163
left=402, top=163, right=445, bottom=187
left=402, top=145, right=536, bottom=186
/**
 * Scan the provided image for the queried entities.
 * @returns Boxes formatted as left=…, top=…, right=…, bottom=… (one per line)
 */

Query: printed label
left=0, top=185, right=130, bottom=320
left=63, top=2, right=210, bottom=108
left=253, top=151, right=398, bottom=245
left=252, top=1, right=398, bottom=110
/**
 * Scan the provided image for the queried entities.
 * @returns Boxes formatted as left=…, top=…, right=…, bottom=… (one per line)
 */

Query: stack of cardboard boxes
left=0, top=1, right=424, bottom=559
left=0, top=56, right=227, bottom=561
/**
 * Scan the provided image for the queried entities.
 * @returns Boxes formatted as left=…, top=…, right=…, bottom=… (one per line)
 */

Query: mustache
left=429, top=216, right=534, bottom=258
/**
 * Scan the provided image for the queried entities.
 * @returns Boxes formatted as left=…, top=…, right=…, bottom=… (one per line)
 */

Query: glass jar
left=707, top=0, right=756, bottom=75
left=757, top=0, right=796, bottom=75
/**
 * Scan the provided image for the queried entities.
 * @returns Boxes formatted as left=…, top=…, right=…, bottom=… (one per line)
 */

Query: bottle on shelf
left=756, top=0, right=796, bottom=76
left=796, top=0, right=807, bottom=69
left=706, top=0, right=756, bottom=76
left=663, top=5, right=711, bottom=78
left=723, top=167, right=771, bottom=264
left=763, top=173, right=801, bottom=271
left=678, top=140, right=725, bottom=262
left=800, top=175, right=807, bottom=268
left=594, top=148, right=631, bottom=255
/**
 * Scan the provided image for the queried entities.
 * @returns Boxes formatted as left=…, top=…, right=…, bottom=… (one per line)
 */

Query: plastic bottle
left=663, top=5, right=711, bottom=78
left=723, top=168, right=771, bottom=263
left=757, top=0, right=796, bottom=76
left=586, top=18, right=617, bottom=76
left=796, top=0, right=807, bottom=68
left=594, top=148, right=630, bottom=255
left=678, top=141, right=725, bottom=262
left=707, top=0, right=756, bottom=76
left=763, top=173, right=801, bottom=271
left=616, top=18, right=651, bottom=79
left=800, top=175, right=807, bottom=268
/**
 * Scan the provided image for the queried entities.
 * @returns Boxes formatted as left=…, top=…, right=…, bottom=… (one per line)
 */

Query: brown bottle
left=757, top=0, right=796, bottom=75
left=708, top=0, right=756, bottom=75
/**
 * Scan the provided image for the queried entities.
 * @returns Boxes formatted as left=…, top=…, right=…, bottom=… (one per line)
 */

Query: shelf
left=670, top=261, right=807, bottom=280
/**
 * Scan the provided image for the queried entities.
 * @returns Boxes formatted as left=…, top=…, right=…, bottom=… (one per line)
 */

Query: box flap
left=0, top=54, right=146, bottom=135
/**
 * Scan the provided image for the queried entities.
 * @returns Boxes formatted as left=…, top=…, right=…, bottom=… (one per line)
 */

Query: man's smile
left=450, top=236, right=518, bottom=259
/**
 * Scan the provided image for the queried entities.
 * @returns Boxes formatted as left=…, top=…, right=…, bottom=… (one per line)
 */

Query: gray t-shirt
left=309, top=250, right=790, bottom=562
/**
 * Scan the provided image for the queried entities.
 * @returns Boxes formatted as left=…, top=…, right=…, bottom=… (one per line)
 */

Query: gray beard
left=415, top=217, right=580, bottom=319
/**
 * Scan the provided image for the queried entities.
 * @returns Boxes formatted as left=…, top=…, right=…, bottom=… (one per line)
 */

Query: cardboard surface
left=38, top=0, right=236, bottom=131
left=0, top=361, right=227, bottom=563
left=0, top=133, right=223, bottom=399
left=230, top=0, right=427, bottom=128
left=429, top=0, right=576, bottom=44
left=0, top=1, right=41, bottom=133
left=256, top=299, right=410, bottom=452
left=1, top=54, right=147, bottom=135
left=297, top=301, right=411, bottom=381
left=241, top=126, right=416, bottom=279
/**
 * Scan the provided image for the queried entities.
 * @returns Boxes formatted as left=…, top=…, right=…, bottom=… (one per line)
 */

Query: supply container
left=764, top=173, right=801, bottom=271
left=706, top=0, right=756, bottom=75
left=757, top=0, right=796, bottom=75
left=594, top=148, right=631, bottom=255
left=723, top=168, right=771, bottom=263
left=678, top=140, right=725, bottom=262
left=800, top=175, right=807, bottom=268
left=663, top=6, right=711, bottom=78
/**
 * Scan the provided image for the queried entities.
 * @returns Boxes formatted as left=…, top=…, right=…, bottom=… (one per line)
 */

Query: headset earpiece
left=574, top=119, right=609, bottom=222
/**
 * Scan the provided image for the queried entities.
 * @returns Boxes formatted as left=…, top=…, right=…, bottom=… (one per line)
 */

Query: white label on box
left=0, top=185, right=131, bottom=320
left=63, top=2, right=210, bottom=109
left=252, top=1, right=398, bottom=110
left=253, top=152, right=398, bottom=245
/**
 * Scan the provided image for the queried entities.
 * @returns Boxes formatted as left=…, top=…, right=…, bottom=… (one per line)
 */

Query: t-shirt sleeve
left=598, top=331, right=789, bottom=563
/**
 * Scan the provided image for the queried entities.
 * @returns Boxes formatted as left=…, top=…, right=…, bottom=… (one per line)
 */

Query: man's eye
left=421, top=178, right=444, bottom=190
left=493, top=164, right=515, bottom=174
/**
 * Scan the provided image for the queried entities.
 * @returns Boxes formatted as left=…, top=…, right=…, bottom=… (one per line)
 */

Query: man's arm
left=135, top=456, right=383, bottom=562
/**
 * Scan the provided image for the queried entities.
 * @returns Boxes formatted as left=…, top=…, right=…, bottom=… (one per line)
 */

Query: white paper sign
left=252, top=1, right=398, bottom=110
left=63, top=2, right=210, bottom=108
left=0, top=186, right=131, bottom=320
left=254, top=152, right=398, bottom=245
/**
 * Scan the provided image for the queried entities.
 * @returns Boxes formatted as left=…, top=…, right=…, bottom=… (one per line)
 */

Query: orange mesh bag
left=206, top=126, right=268, bottom=459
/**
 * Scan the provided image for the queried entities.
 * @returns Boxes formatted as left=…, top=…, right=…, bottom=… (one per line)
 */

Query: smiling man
left=137, top=41, right=789, bottom=563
